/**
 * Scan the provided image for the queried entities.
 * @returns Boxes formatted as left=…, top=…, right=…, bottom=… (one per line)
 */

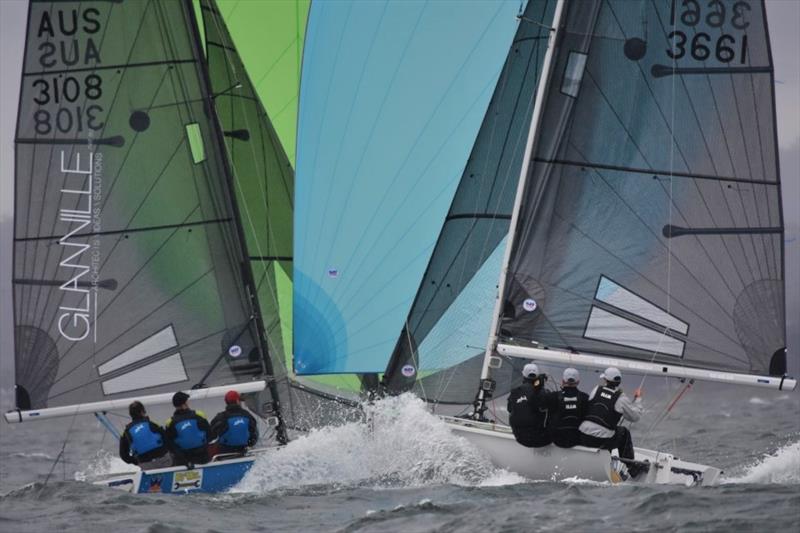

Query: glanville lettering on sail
left=57, top=149, right=96, bottom=342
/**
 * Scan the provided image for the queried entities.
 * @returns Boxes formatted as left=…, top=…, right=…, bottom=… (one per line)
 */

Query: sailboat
left=5, top=0, right=357, bottom=494
left=379, top=0, right=795, bottom=485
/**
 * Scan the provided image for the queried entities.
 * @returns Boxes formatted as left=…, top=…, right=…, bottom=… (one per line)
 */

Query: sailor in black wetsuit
left=507, top=363, right=559, bottom=448
left=209, top=390, right=258, bottom=456
left=119, top=401, right=171, bottom=470
left=165, top=391, right=211, bottom=466
left=579, top=367, right=643, bottom=476
left=551, top=368, right=589, bottom=448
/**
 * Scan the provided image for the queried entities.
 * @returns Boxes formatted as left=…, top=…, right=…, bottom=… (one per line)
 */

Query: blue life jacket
left=129, top=421, right=163, bottom=456
left=219, top=415, right=250, bottom=447
left=174, top=417, right=207, bottom=450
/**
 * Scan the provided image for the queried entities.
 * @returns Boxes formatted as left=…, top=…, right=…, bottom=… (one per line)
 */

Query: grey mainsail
left=12, top=0, right=279, bottom=417
left=499, top=0, right=787, bottom=378
left=381, top=0, right=557, bottom=403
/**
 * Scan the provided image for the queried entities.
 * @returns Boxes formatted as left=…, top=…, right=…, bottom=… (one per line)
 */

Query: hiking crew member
left=119, top=401, right=171, bottom=470
left=165, top=391, right=211, bottom=466
left=209, top=390, right=258, bottom=456
left=507, top=363, right=559, bottom=448
left=550, top=368, right=589, bottom=448
left=579, top=367, right=643, bottom=476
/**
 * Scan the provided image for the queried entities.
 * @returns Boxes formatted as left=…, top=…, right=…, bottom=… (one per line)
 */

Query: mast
left=474, top=0, right=567, bottom=417
left=183, top=0, right=288, bottom=443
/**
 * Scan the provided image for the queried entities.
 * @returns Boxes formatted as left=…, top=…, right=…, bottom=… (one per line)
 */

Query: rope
left=644, top=379, right=694, bottom=439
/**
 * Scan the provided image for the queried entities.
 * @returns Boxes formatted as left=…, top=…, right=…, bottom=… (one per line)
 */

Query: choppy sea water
left=1, top=386, right=798, bottom=533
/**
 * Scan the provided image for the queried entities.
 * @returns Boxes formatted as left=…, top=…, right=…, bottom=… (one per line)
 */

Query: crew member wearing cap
left=209, top=390, right=258, bottom=457
left=164, top=391, right=211, bottom=465
left=550, top=368, right=589, bottom=448
left=506, top=363, right=559, bottom=448
left=119, top=401, right=172, bottom=470
left=579, top=367, right=643, bottom=475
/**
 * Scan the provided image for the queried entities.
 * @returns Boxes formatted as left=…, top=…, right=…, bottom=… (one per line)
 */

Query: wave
left=724, top=441, right=800, bottom=484
left=234, top=394, right=508, bottom=493
left=73, top=451, right=135, bottom=482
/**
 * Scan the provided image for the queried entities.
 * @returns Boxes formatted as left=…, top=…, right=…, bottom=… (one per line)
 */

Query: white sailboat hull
left=443, top=416, right=721, bottom=486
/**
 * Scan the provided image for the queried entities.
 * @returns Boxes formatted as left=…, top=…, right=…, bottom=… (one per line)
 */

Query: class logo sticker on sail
left=523, top=298, right=538, bottom=312
left=401, top=364, right=416, bottom=378
left=228, top=345, right=242, bottom=358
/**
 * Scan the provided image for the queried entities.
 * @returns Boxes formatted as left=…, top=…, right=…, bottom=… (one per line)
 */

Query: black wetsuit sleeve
left=546, top=391, right=561, bottom=410
left=119, top=428, right=135, bottom=464
left=150, top=421, right=167, bottom=445
left=209, top=413, right=226, bottom=441
left=247, top=413, right=258, bottom=447
left=507, top=388, right=520, bottom=415
left=197, top=414, right=211, bottom=435
left=579, top=391, right=590, bottom=415
left=164, top=420, right=177, bottom=452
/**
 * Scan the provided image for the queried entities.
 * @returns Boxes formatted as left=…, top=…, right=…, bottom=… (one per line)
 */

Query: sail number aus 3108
left=31, top=75, right=104, bottom=135
left=667, top=0, right=751, bottom=64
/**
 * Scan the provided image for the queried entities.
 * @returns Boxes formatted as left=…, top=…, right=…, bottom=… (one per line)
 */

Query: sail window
left=185, top=123, right=206, bottom=164
left=101, top=354, right=188, bottom=395
left=595, top=276, right=689, bottom=335
left=561, top=51, right=587, bottom=98
left=97, top=326, right=179, bottom=375
left=584, top=307, right=685, bottom=357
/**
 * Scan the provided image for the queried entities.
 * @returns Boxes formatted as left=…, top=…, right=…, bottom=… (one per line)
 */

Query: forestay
left=498, top=0, right=788, bottom=380
left=13, top=0, right=269, bottom=412
left=381, top=0, right=558, bottom=403
left=294, top=0, right=522, bottom=375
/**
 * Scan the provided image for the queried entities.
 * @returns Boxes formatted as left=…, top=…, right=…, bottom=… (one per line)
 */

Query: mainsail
left=293, top=0, right=523, bottom=377
left=381, top=0, right=558, bottom=402
left=493, top=0, right=791, bottom=387
left=11, top=0, right=285, bottom=418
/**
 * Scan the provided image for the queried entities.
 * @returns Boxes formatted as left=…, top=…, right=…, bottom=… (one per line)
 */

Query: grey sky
left=0, top=1, right=798, bottom=411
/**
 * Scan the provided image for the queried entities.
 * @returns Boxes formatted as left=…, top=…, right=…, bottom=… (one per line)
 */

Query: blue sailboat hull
left=96, top=450, right=270, bottom=494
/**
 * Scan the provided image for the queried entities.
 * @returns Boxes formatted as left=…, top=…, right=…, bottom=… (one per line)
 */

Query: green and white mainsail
left=293, top=0, right=524, bottom=382
left=381, top=0, right=557, bottom=403
left=10, top=0, right=290, bottom=432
